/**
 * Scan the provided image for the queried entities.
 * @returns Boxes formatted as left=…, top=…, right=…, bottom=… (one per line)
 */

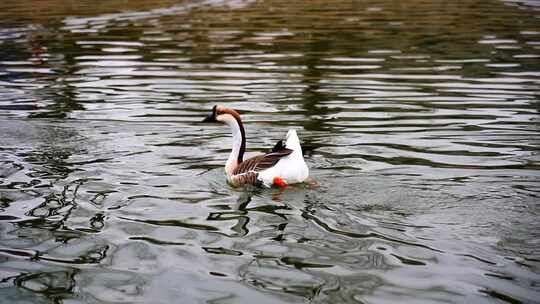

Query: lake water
left=0, top=0, right=539, bottom=303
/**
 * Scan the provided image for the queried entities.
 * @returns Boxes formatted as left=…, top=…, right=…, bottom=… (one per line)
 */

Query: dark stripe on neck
left=234, top=115, right=246, bottom=163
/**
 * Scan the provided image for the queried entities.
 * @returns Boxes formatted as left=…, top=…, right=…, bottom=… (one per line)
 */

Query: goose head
left=202, top=105, right=242, bottom=125
left=201, top=105, right=247, bottom=165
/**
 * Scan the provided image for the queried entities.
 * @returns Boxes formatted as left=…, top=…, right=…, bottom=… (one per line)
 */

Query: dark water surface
left=1, top=0, right=539, bottom=303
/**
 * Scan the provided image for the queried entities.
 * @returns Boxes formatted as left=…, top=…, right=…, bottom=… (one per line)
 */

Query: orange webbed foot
left=272, top=176, right=288, bottom=188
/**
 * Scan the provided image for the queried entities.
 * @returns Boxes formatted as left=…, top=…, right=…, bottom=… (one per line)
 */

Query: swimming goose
left=202, top=105, right=309, bottom=187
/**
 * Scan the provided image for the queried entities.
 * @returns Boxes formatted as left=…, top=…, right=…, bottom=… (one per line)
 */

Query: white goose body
left=257, top=130, right=308, bottom=186
left=202, top=105, right=309, bottom=187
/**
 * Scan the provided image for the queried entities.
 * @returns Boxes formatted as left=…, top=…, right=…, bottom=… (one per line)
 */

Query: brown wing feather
left=233, top=148, right=293, bottom=175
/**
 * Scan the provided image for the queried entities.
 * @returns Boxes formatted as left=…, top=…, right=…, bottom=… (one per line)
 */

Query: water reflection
left=1, top=0, right=540, bottom=303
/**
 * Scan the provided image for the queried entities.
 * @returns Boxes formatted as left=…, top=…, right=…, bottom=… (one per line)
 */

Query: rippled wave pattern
left=0, top=0, right=539, bottom=303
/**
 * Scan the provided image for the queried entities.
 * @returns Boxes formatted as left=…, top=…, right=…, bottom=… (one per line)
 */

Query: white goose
left=202, top=105, right=309, bottom=187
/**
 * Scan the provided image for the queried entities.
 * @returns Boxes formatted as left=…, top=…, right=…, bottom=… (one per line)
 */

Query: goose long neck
left=224, top=114, right=245, bottom=171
